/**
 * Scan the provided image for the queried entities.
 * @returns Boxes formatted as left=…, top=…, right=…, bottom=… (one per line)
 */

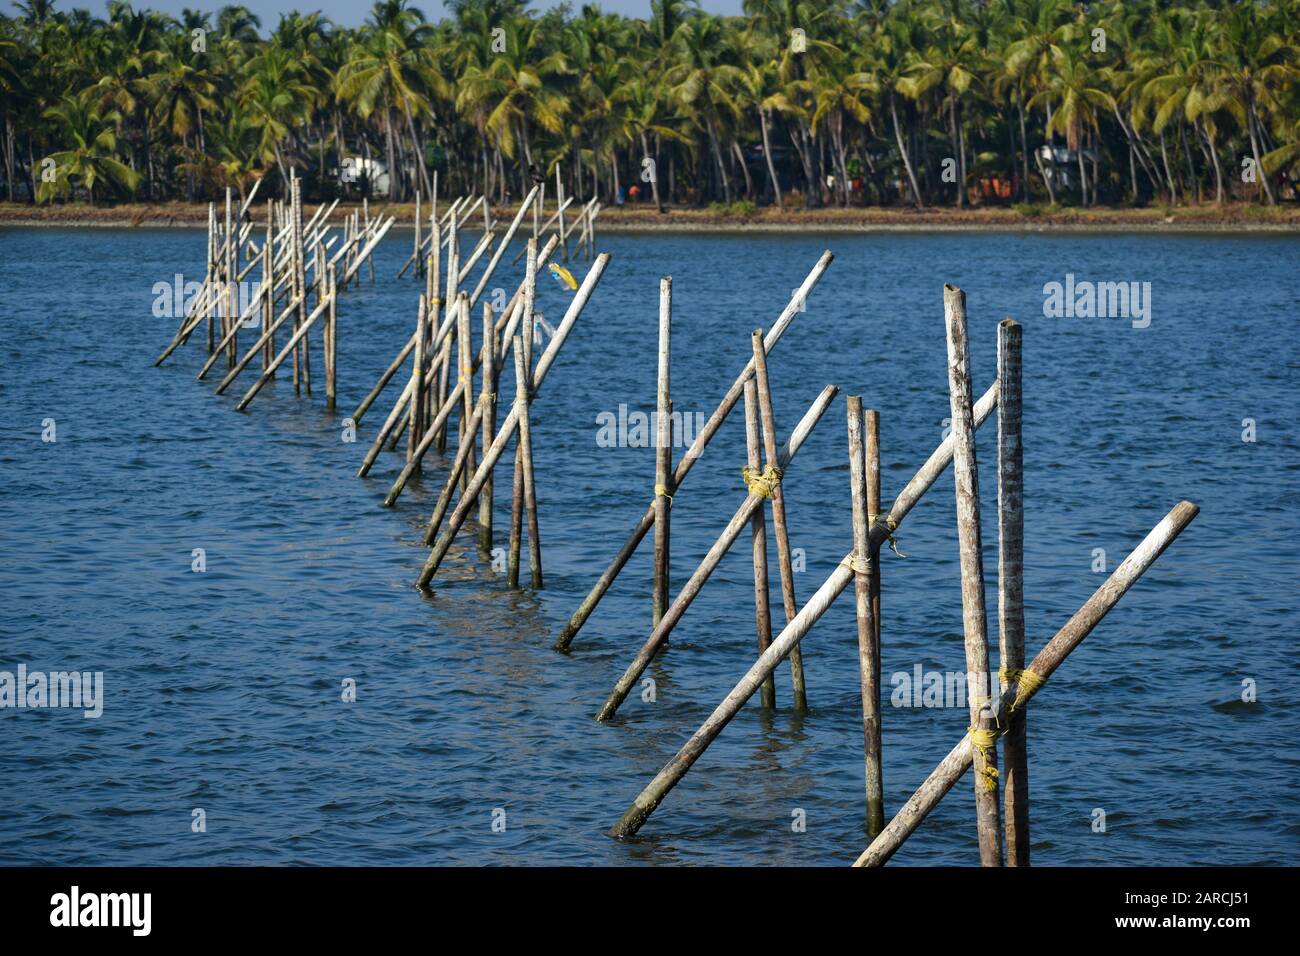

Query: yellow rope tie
left=1002, top=667, right=1046, bottom=712
left=742, top=464, right=783, bottom=498
left=968, top=725, right=1000, bottom=791
left=654, top=483, right=673, bottom=502
left=870, top=514, right=907, bottom=558
left=842, top=553, right=872, bottom=574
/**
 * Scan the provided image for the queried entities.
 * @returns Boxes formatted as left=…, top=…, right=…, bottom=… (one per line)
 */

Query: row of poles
left=352, top=174, right=610, bottom=593
left=153, top=169, right=395, bottom=415
left=153, top=176, right=1198, bottom=864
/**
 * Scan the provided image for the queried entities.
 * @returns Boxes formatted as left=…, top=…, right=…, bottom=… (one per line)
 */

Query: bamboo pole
left=998, top=318, right=1028, bottom=865
left=653, top=277, right=672, bottom=628
left=607, top=379, right=999, bottom=838
left=326, top=262, right=337, bottom=410
left=854, top=500, right=1199, bottom=866
left=848, top=395, right=884, bottom=836
left=514, top=334, right=542, bottom=588
left=417, top=253, right=611, bottom=587
left=478, top=303, right=497, bottom=557
left=751, top=329, right=806, bottom=710
left=944, top=283, right=1001, bottom=866
left=556, top=164, right=568, bottom=261
left=457, top=293, right=476, bottom=484
left=745, top=380, right=775, bottom=709
left=213, top=292, right=305, bottom=395
left=595, top=382, right=838, bottom=722
left=352, top=332, right=418, bottom=425
left=413, top=189, right=421, bottom=279
left=554, top=251, right=834, bottom=651
left=407, top=295, right=427, bottom=476
left=867, top=409, right=881, bottom=674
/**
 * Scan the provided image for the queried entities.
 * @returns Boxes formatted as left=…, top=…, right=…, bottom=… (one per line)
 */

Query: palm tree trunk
left=1247, top=97, right=1276, bottom=205
left=890, top=93, right=922, bottom=209
left=404, top=107, right=432, bottom=197
left=1017, top=96, right=1030, bottom=201
left=759, top=107, right=782, bottom=208
left=642, top=130, right=665, bottom=211
left=1201, top=122, right=1224, bottom=204
left=706, top=114, right=730, bottom=203
left=731, top=139, right=754, bottom=199
left=1158, top=131, right=1177, bottom=204
left=384, top=113, right=398, bottom=201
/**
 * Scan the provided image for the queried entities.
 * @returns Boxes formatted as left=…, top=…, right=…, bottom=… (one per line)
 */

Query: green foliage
left=0, top=0, right=1295, bottom=208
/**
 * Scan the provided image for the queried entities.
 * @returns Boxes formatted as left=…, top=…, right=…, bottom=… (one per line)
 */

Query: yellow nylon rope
left=841, top=553, right=872, bottom=574
left=968, top=726, right=1000, bottom=791
left=654, top=483, right=673, bottom=501
left=742, top=464, right=783, bottom=498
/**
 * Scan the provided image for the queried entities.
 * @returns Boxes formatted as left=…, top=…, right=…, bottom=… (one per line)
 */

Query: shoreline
left=3, top=201, right=1298, bottom=233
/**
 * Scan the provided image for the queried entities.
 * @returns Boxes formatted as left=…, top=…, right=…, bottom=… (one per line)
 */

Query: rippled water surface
left=1, top=224, right=1297, bottom=866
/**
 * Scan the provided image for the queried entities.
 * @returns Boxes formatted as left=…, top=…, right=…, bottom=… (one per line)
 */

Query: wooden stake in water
left=943, top=283, right=1001, bottom=867
left=751, top=329, right=806, bottom=710
left=997, top=318, right=1029, bottom=865
left=653, top=277, right=673, bottom=628
left=607, top=380, right=1000, bottom=838
left=855, top=500, right=1199, bottom=867
left=326, top=263, right=337, bottom=410
left=512, top=335, right=542, bottom=587
left=554, top=252, right=835, bottom=651
left=478, top=303, right=497, bottom=557
left=848, top=395, right=884, bottom=836
left=407, top=296, right=427, bottom=476
left=745, top=380, right=776, bottom=709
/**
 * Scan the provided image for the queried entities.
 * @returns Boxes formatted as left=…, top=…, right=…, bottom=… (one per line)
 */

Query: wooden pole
left=326, top=262, right=337, bottom=410
left=867, top=409, right=881, bottom=676
left=478, top=303, right=497, bottom=557
left=457, top=293, right=477, bottom=486
left=262, top=214, right=273, bottom=373
left=407, top=295, right=427, bottom=475
left=413, top=189, right=421, bottom=278
left=854, top=500, right=1199, bottom=866
left=848, top=396, right=884, bottom=836
left=607, top=380, right=999, bottom=838
left=745, top=380, right=775, bottom=709
left=514, top=334, right=542, bottom=588
left=653, top=277, right=673, bottom=628
left=595, top=383, right=839, bottom=722
left=998, top=318, right=1028, bottom=865
left=751, top=329, right=806, bottom=710
left=943, top=283, right=1001, bottom=867
left=556, top=163, right=568, bottom=262
left=554, top=251, right=835, bottom=651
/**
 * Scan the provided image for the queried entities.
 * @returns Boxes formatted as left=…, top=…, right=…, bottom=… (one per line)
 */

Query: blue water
left=1, top=225, right=1296, bottom=866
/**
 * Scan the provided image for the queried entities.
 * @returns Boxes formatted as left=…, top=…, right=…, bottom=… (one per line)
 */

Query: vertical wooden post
left=206, top=202, right=216, bottom=355
left=556, top=164, right=568, bottom=262
left=998, top=318, right=1028, bottom=865
left=261, top=213, right=273, bottom=374
left=751, top=330, right=806, bottom=710
left=745, top=380, right=776, bottom=709
left=407, top=296, right=427, bottom=476
left=413, top=189, right=421, bottom=279
left=944, top=283, right=1002, bottom=867
left=326, top=262, right=338, bottom=409
left=478, top=303, right=497, bottom=557
left=457, top=292, right=476, bottom=483
left=224, top=187, right=235, bottom=368
left=866, top=410, right=882, bottom=663
left=653, top=276, right=672, bottom=628
left=848, top=396, right=884, bottom=836
left=513, top=335, right=543, bottom=588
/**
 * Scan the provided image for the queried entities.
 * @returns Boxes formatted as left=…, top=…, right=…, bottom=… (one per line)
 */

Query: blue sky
left=4, top=0, right=748, bottom=27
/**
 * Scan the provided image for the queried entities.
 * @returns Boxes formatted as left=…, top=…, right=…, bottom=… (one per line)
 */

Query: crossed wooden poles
left=350, top=182, right=613, bottom=591
left=152, top=174, right=394, bottom=416
left=600, top=283, right=1198, bottom=868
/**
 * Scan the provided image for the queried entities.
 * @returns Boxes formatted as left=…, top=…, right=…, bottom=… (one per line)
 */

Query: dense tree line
left=1, top=0, right=1296, bottom=207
